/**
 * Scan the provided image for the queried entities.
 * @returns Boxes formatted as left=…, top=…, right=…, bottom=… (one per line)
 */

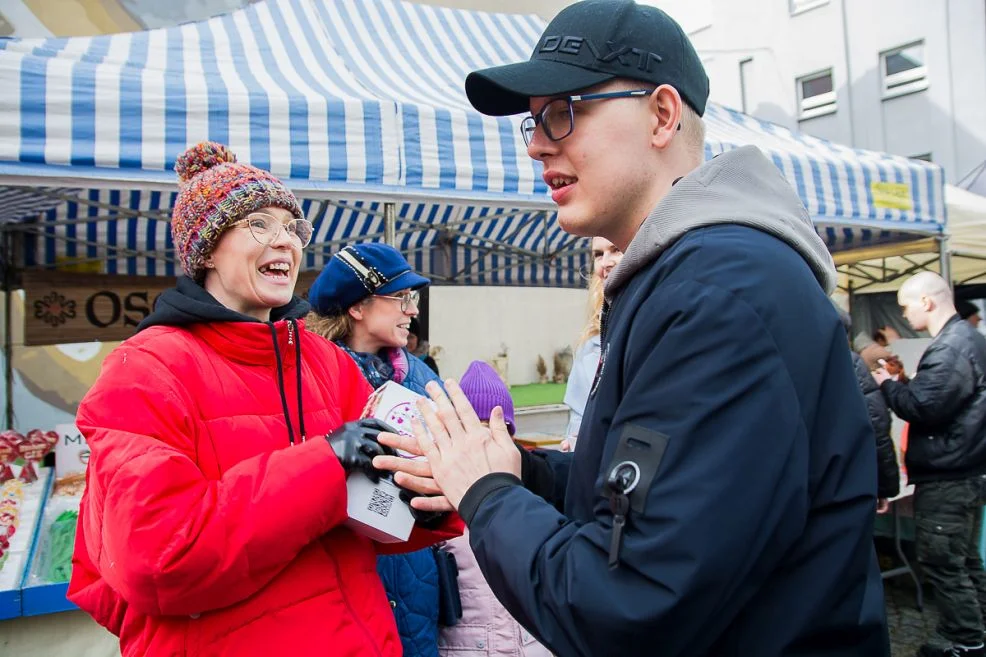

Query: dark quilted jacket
left=852, top=352, right=901, bottom=499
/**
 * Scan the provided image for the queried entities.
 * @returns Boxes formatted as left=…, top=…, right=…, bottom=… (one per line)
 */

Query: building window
left=882, top=41, right=928, bottom=99
left=739, top=57, right=753, bottom=114
left=797, top=69, right=836, bottom=120
left=789, top=0, right=829, bottom=15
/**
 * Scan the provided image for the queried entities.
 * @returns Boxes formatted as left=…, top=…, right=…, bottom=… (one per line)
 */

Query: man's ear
left=649, top=84, right=683, bottom=150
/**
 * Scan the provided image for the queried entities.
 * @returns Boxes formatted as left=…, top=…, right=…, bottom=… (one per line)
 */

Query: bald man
left=875, top=272, right=986, bottom=657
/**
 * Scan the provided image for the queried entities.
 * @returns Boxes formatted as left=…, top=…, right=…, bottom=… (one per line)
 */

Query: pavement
left=886, top=573, right=938, bottom=657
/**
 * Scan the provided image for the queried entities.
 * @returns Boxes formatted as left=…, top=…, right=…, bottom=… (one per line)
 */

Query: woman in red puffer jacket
left=68, top=142, right=461, bottom=657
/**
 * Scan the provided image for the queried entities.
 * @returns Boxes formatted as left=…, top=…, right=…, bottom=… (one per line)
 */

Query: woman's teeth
left=259, top=263, right=290, bottom=277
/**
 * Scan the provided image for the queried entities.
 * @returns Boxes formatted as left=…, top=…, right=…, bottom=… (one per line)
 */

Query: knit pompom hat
left=458, top=360, right=516, bottom=436
left=172, top=142, right=304, bottom=281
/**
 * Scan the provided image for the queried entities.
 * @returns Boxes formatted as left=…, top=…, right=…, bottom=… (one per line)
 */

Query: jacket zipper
left=589, top=300, right=612, bottom=399
left=330, top=551, right=385, bottom=657
left=600, top=299, right=611, bottom=344
left=287, top=321, right=294, bottom=346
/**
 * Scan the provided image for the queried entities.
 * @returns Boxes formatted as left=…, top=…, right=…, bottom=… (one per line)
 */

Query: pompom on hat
left=171, top=142, right=303, bottom=281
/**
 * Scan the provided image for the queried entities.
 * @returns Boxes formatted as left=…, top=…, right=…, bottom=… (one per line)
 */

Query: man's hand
left=412, top=379, right=521, bottom=510
left=872, top=367, right=894, bottom=385
left=373, top=432, right=454, bottom=514
left=880, top=326, right=901, bottom=343
left=877, top=498, right=890, bottom=514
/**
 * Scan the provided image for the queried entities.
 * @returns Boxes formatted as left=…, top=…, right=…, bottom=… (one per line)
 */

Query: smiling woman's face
left=348, top=288, right=419, bottom=353
left=592, top=236, right=623, bottom=282
left=203, top=206, right=302, bottom=321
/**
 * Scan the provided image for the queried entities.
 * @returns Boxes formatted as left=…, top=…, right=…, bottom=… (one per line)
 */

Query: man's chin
left=557, top=211, right=596, bottom=238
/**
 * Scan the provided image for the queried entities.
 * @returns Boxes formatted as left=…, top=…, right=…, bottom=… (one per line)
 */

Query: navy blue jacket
left=459, top=149, right=889, bottom=657
left=377, top=352, right=443, bottom=657
left=341, top=346, right=444, bottom=657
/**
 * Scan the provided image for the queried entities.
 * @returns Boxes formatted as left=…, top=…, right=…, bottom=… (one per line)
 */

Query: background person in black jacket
left=876, top=271, right=986, bottom=657
left=837, top=306, right=901, bottom=509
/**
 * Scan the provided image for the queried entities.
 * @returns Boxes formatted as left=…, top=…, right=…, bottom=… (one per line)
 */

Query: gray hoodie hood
left=606, top=145, right=837, bottom=298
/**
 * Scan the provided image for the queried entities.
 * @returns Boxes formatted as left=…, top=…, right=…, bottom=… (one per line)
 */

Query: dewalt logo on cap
left=537, top=35, right=664, bottom=73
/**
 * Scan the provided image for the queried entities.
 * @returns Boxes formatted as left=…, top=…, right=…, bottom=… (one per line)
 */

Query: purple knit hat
left=458, top=360, right=516, bottom=436
left=171, top=142, right=303, bottom=281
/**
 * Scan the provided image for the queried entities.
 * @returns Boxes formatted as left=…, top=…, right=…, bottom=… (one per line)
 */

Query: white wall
left=428, top=286, right=588, bottom=386
left=688, top=0, right=986, bottom=183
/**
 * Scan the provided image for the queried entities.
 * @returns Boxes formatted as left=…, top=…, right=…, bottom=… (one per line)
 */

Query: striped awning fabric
left=0, top=0, right=945, bottom=286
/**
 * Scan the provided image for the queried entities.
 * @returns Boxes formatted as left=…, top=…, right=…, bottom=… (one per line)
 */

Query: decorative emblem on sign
left=33, top=291, right=77, bottom=328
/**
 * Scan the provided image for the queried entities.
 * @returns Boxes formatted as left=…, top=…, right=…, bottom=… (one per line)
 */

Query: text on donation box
left=55, top=423, right=89, bottom=479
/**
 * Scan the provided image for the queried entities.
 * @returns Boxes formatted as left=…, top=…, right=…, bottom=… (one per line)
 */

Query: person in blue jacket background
left=307, top=242, right=444, bottom=657
left=377, top=2, right=890, bottom=656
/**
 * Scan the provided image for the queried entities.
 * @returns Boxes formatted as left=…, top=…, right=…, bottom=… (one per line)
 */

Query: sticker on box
left=361, top=381, right=436, bottom=458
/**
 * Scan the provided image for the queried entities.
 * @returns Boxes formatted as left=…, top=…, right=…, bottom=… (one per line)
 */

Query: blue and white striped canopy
left=0, top=0, right=946, bottom=286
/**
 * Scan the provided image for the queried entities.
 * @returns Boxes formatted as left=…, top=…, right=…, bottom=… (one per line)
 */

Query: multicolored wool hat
left=172, top=141, right=304, bottom=281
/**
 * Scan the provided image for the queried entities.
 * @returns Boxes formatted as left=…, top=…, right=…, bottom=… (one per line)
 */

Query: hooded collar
left=138, top=276, right=310, bottom=330
left=606, top=146, right=837, bottom=299
left=137, top=276, right=311, bottom=368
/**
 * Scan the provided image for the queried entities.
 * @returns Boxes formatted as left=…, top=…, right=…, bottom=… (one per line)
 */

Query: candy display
left=17, top=430, right=57, bottom=484
left=54, top=473, right=86, bottom=497
left=0, top=479, right=24, bottom=571
left=0, top=468, right=48, bottom=598
left=0, top=431, right=20, bottom=483
left=0, top=427, right=86, bottom=618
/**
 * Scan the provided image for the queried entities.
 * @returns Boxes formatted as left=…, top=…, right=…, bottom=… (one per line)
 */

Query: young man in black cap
left=376, top=2, right=890, bottom=655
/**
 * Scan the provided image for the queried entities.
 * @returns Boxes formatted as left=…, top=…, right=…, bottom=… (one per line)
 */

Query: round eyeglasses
left=374, top=290, right=421, bottom=313
left=233, top=212, right=314, bottom=248
left=520, top=89, right=656, bottom=147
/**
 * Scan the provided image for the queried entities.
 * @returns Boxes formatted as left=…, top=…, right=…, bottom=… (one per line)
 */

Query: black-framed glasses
left=374, top=290, right=421, bottom=313
left=233, top=212, right=314, bottom=248
left=520, top=89, right=655, bottom=146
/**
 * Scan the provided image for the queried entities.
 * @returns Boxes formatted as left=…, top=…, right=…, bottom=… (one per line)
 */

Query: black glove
left=326, top=418, right=397, bottom=483
left=398, top=488, right=449, bottom=529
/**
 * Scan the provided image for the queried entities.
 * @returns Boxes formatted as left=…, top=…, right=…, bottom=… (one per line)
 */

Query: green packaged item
left=43, top=510, right=78, bottom=583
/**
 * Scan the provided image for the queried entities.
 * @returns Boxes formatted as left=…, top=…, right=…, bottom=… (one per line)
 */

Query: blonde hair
left=306, top=311, right=354, bottom=342
left=578, top=271, right=605, bottom=348
left=306, top=297, right=374, bottom=343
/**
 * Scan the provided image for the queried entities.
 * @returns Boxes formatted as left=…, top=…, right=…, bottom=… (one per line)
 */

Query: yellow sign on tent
left=871, top=182, right=913, bottom=211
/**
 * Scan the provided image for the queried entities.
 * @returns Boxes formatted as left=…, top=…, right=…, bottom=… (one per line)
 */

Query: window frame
left=739, top=57, right=754, bottom=114
left=881, top=41, right=929, bottom=100
left=789, top=0, right=829, bottom=16
left=796, top=68, right=837, bottom=120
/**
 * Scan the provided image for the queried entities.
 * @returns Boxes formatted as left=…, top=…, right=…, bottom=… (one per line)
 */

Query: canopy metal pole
left=939, top=235, right=952, bottom=288
left=384, top=202, right=397, bottom=247
left=3, top=231, right=13, bottom=429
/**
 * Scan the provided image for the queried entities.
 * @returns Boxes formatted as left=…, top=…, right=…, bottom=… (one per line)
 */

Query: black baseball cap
left=465, top=0, right=709, bottom=117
